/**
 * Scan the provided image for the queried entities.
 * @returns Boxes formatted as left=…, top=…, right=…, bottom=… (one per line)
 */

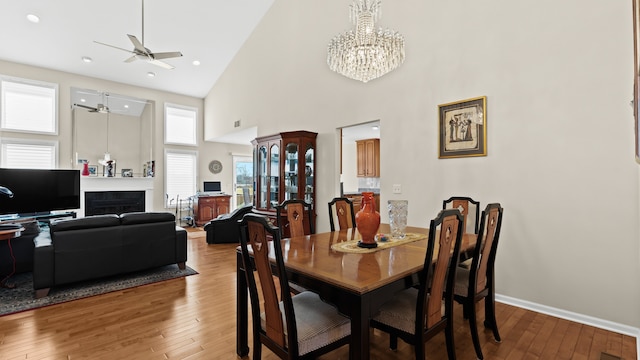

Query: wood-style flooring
left=0, top=228, right=636, bottom=359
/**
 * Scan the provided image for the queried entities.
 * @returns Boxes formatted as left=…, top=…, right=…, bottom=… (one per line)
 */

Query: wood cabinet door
left=356, top=141, right=367, bottom=177
left=364, top=139, right=379, bottom=177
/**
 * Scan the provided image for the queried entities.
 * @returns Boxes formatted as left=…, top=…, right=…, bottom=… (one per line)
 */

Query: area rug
left=0, top=264, right=197, bottom=317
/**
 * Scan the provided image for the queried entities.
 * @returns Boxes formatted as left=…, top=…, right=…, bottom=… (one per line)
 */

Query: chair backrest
left=442, top=196, right=480, bottom=234
left=417, top=208, right=464, bottom=331
left=276, top=199, right=314, bottom=238
left=328, top=197, right=356, bottom=231
left=468, top=203, right=503, bottom=296
left=238, top=213, right=300, bottom=356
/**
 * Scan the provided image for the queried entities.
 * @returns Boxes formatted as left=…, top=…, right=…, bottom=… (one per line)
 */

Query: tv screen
left=0, top=168, right=80, bottom=216
left=203, top=181, right=221, bottom=192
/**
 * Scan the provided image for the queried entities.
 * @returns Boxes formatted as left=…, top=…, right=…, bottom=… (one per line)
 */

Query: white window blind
left=1, top=78, right=57, bottom=134
left=165, top=104, right=196, bottom=145
left=1, top=140, right=56, bottom=169
left=165, top=150, right=197, bottom=206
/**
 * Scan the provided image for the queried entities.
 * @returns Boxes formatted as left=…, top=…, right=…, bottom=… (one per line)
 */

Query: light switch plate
left=392, top=184, right=401, bottom=194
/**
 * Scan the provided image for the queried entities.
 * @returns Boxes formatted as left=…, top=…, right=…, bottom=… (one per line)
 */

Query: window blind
left=165, top=104, right=196, bottom=145
left=165, top=150, right=197, bottom=206
left=1, top=78, right=57, bottom=134
left=1, top=141, right=56, bottom=169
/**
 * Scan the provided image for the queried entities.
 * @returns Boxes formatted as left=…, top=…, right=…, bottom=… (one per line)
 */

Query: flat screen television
left=203, top=181, right=222, bottom=193
left=0, top=168, right=80, bottom=216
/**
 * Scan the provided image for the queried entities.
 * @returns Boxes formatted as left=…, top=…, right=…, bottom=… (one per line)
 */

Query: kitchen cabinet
left=252, top=131, right=317, bottom=235
left=356, top=138, right=380, bottom=177
left=194, top=195, right=231, bottom=226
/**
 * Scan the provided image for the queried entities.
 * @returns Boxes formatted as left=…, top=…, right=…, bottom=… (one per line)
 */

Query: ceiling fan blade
left=74, top=104, right=98, bottom=112
left=93, top=41, right=134, bottom=54
left=149, top=59, right=175, bottom=70
left=150, top=51, right=183, bottom=60
left=124, top=55, right=138, bottom=63
left=127, top=34, right=147, bottom=54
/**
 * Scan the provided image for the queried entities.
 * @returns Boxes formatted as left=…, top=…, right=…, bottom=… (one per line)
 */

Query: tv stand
left=0, top=211, right=77, bottom=225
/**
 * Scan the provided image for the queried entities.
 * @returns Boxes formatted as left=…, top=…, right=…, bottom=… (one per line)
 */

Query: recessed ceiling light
left=82, top=56, right=92, bottom=63
left=80, top=98, right=86, bottom=103
left=124, top=104, right=129, bottom=109
left=192, top=60, right=201, bottom=66
left=26, top=14, right=40, bottom=23
left=372, top=126, right=379, bottom=130
left=147, top=72, right=156, bottom=78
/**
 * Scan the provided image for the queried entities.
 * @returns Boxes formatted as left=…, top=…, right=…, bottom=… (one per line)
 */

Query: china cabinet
left=251, top=131, right=317, bottom=235
left=356, top=138, right=380, bottom=177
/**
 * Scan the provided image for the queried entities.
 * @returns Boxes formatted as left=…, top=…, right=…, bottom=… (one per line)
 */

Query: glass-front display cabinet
left=252, top=131, right=317, bottom=233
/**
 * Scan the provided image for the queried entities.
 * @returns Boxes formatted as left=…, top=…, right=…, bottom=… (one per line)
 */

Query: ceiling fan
left=74, top=103, right=110, bottom=113
left=93, top=0, right=183, bottom=70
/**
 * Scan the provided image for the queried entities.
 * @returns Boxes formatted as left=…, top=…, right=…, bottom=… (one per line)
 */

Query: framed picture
left=88, top=165, right=98, bottom=177
left=634, top=0, right=640, bottom=160
left=121, top=169, right=133, bottom=177
left=438, top=96, right=487, bottom=159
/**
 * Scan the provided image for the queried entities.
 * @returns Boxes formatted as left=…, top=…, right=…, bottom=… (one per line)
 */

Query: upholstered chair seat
left=372, top=288, right=446, bottom=335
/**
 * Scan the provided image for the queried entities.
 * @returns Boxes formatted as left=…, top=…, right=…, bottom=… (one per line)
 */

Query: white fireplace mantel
left=79, top=177, right=154, bottom=217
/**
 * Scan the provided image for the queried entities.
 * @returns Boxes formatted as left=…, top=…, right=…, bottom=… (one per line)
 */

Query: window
left=1, top=76, right=58, bottom=134
left=164, top=103, right=197, bottom=146
left=1, top=138, right=57, bottom=169
left=165, top=150, right=197, bottom=207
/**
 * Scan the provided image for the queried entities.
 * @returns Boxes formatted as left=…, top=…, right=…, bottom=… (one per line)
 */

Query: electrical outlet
left=392, top=184, right=401, bottom=194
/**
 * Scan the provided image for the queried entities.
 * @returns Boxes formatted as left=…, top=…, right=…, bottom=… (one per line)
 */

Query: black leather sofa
left=203, top=205, right=253, bottom=244
left=33, top=212, right=187, bottom=298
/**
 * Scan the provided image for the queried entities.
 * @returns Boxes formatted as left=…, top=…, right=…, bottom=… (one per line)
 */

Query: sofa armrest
left=175, top=226, right=187, bottom=264
left=33, top=231, right=54, bottom=290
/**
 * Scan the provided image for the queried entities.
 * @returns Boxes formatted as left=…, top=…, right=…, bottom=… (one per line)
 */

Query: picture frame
left=121, top=169, right=133, bottom=177
left=88, top=165, right=98, bottom=177
left=438, top=96, right=487, bottom=159
left=634, top=0, right=640, bottom=160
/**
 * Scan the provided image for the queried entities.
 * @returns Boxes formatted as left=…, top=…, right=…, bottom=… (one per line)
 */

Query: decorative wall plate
left=209, top=160, right=223, bottom=174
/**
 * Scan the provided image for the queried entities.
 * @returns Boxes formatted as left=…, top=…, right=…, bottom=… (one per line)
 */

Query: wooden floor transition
left=0, top=228, right=636, bottom=359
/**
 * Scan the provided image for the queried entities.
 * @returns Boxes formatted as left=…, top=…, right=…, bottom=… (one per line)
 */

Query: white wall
left=0, top=60, right=252, bottom=212
left=205, top=0, right=640, bottom=329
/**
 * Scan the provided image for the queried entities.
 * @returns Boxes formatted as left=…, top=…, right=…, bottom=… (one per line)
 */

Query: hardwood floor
left=0, top=228, right=636, bottom=359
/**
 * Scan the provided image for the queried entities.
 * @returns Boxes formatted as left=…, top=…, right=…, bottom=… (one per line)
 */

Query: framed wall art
left=438, top=96, right=487, bottom=159
left=88, top=165, right=98, bottom=177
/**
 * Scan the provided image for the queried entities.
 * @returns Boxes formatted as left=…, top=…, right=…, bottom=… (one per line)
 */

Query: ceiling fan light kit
left=94, top=0, right=183, bottom=70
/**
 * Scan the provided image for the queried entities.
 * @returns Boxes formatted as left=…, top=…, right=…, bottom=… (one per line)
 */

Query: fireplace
left=85, top=191, right=145, bottom=216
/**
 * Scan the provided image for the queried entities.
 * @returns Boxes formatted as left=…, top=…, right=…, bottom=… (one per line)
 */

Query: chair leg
left=445, top=317, right=457, bottom=360
left=468, top=301, right=484, bottom=360
left=484, top=294, right=501, bottom=342
left=390, top=333, right=398, bottom=350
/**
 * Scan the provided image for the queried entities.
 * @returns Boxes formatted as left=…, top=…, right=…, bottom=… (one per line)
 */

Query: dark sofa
left=203, top=205, right=253, bottom=244
left=33, top=212, right=187, bottom=298
left=0, top=219, right=40, bottom=277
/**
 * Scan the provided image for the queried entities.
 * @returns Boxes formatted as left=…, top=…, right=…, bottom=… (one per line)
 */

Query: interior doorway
left=233, top=155, right=253, bottom=210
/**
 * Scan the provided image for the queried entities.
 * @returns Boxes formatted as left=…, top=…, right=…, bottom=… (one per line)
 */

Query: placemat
left=330, top=232, right=427, bottom=254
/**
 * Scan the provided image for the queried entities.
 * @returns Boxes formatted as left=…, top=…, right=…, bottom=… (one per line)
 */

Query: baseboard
left=496, top=294, right=640, bottom=359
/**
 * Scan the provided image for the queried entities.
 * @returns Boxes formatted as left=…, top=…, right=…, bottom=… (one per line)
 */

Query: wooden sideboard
left=193, top=195, right=231, bottom=226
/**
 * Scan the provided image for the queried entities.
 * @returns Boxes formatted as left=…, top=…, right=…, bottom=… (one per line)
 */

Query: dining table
left=236, top=223, right=477, bottom=360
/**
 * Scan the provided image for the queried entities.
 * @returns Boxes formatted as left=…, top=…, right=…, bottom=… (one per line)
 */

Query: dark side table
left=0, top=226, right=24, bottom=289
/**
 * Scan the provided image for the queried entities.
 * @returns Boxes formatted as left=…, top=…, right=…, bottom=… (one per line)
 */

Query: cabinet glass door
left=284, top=142, right=298, bottom=201
left=269, top=144, right=280, bottom=209
left=259, top=146, right=267, bottom=208
left=304, top=143, right=314, bottom=207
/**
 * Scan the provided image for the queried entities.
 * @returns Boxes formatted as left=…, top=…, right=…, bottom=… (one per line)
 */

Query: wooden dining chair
left=442, top=196, right=480, bottom=234
left=370, top=208, right=464, bottom=360
left=328, top=197, right=356, bottom=231
left=238, top=213, right=351, bottom=359
left=276, top=199, right=314, bottom=238
left=454, top=203, right=504, bottom=360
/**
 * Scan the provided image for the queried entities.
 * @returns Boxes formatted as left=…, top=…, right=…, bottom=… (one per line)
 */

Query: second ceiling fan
left=94, top=0, right=183, bottom=70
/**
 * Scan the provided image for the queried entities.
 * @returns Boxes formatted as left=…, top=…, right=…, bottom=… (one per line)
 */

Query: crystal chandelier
left=327, top=0, right=405, bottom=83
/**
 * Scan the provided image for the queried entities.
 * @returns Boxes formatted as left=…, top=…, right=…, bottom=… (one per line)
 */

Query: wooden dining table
left=236, top=223, right=477, bottom=360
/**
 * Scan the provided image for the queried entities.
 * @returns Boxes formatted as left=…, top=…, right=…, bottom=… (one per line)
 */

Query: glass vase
left=388, top=200, right=408, bottom=239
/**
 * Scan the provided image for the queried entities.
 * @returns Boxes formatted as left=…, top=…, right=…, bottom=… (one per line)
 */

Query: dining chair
left=454, top=203, right=504, bottom=360
left=370, top=208, right=464, bottom=360
left=238, top=213, right=351, bottom=359
left=442, top=196, right=480, bottom=235
left=276, top=199, right=314, bottom=238
left=328, top=197, right=356, bottom=231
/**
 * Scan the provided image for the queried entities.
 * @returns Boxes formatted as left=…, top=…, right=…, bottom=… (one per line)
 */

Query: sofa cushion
left=50, top=214, right=120, bottom=232
left=120, top=212, right=175, bottom=225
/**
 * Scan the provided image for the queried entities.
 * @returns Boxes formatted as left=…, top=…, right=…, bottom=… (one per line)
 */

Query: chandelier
left=327, top=0, right=405, bottom=83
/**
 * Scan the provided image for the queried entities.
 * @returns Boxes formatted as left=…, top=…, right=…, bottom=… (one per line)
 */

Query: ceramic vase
left=81, top=162, right=90, bottom=176
left=356, top=192, right=380, bottom=248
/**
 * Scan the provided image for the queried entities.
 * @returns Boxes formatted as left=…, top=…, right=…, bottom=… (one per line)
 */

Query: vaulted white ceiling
left=0, top=0, right=274, bottom=98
